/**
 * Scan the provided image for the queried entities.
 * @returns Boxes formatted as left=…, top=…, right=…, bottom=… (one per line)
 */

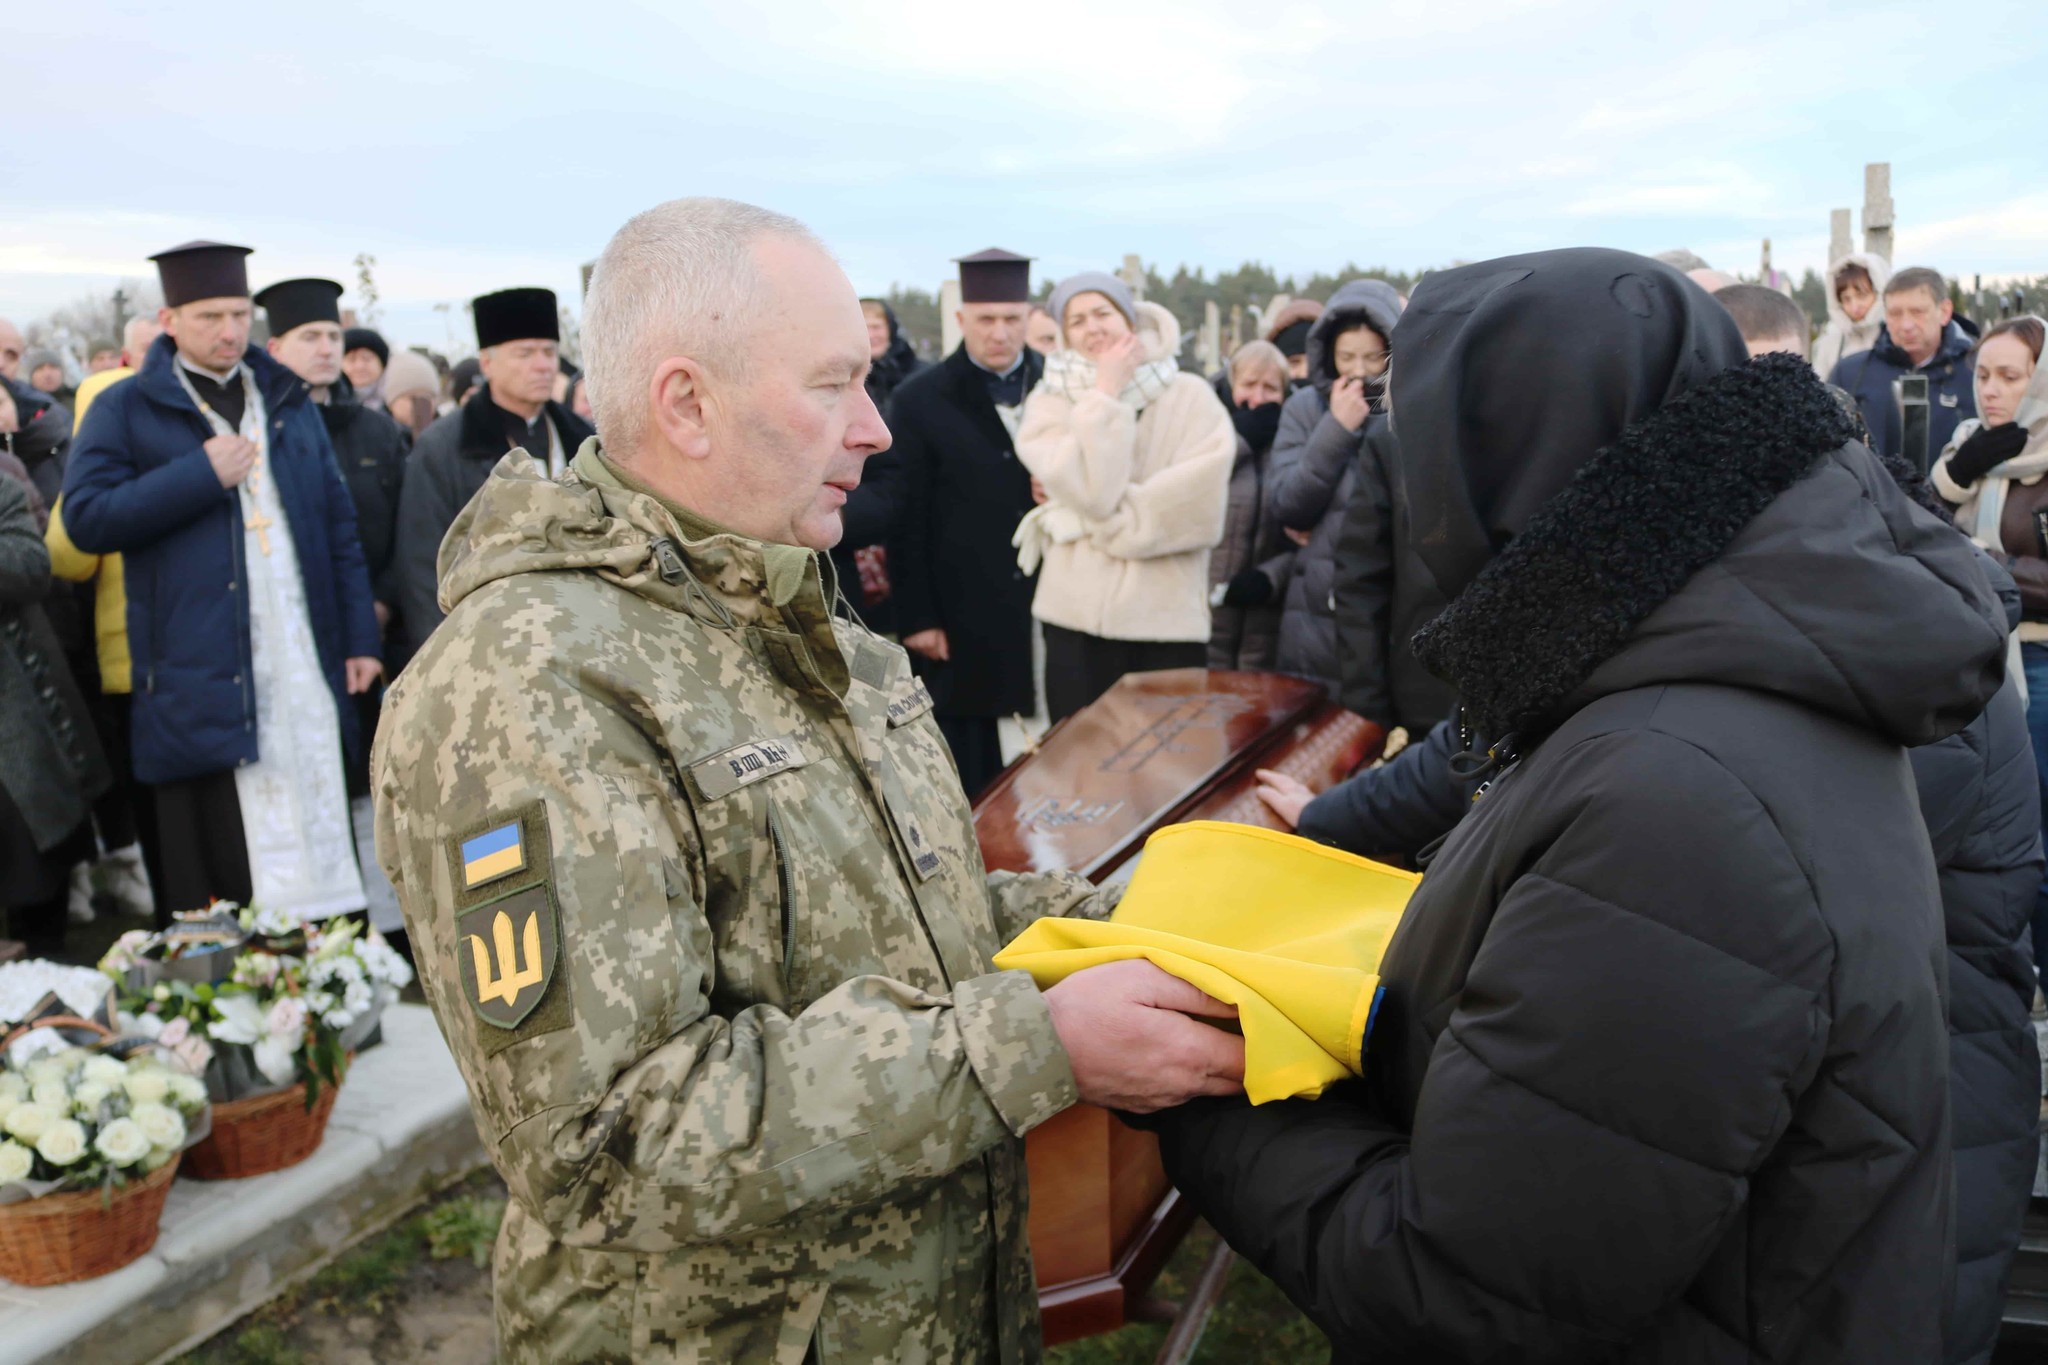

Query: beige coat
left=1016, top=302, right=1235, bottom=642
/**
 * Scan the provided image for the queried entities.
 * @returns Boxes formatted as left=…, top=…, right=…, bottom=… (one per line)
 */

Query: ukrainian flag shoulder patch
left=461, top=821, right=527, bottom=889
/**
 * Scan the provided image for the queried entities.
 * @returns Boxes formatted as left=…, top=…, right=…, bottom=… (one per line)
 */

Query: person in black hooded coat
left=1288, top=466, right=2044, bottom=1365
left=1143, top=249, right=2007, bottom=1364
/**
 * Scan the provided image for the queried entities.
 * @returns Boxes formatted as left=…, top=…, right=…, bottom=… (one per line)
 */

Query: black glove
left=1220, top=569, right=1275, bottom=608
left=1948, top=422, right=2030, bottom=487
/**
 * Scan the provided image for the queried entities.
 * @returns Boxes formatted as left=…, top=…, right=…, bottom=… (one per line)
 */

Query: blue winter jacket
left=60, top=336, right=380, bottom=785
left=1830, top=318, right=1978, bottom=466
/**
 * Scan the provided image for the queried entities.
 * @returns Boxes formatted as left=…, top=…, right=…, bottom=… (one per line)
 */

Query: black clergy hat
left=254, top=278, right=344, bottom=339
left=150, top=240, right=253, bottom=307
left=472, top=288, right=559, bottom=349
left=955, top=248, right=1032, bottom=304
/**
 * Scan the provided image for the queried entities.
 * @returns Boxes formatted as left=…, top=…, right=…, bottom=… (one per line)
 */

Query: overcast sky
left=5, top=0, right=2041, bottom=351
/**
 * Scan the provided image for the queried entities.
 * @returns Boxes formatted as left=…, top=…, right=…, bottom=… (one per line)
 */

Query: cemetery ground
left=166, top=1163, right=1322, bottom=1365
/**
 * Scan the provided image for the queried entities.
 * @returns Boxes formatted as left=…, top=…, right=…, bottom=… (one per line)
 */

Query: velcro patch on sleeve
left=686, top=735, right=812, bottom=802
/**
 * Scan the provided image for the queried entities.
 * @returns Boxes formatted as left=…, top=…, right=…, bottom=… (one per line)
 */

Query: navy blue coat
left=61, top=336, right=381, bottom=785
left=1830, top=319, right=1978, bottom=466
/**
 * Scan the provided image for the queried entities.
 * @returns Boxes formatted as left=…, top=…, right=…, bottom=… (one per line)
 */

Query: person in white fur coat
left=1015, top=272, right=1235, bottom=721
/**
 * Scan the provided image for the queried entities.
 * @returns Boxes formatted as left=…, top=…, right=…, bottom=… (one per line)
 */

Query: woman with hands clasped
left=1015, top=272, right=1235, bottom=722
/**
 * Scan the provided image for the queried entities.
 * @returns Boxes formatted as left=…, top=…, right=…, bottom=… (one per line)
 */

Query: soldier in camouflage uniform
left=374, top=199, right=1245, bottom=1364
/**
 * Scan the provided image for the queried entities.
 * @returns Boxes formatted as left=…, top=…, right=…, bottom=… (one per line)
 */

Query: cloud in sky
left=4, top=0, right=2042, bottom=348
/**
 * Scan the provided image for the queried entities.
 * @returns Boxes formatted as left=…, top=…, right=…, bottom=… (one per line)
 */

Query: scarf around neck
left=1037, top=346, right=1178, bottom=412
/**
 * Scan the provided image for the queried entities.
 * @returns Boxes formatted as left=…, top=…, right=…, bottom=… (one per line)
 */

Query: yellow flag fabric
left=993, top=820, right=1418, bottom=1104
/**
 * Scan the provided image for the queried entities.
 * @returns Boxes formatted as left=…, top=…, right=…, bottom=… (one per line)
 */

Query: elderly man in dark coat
left=1147, top=250, right=2007, bottom=1364
left=395, top=288, right=594, bottom=646
left=889, top=249, right=1043, bottom=797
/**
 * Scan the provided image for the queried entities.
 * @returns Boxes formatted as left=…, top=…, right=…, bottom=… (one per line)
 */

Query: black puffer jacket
left=1150, top=356, right=2007, bottom=1363
left=1917, top=563, right=2041, bottom=1365
left=1330, top=417, right=1454, bottom=730
left=1300, top=567, right=2042, bottom=1365
left=1266, top=280, right=1402, bottom=689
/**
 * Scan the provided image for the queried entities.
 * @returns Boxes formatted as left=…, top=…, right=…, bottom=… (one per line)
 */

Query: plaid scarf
left=1037, top=346, right=1179, bottom=412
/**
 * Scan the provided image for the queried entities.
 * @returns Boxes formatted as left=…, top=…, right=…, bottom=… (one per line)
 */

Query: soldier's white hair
left=583, top=196, right=822, bottom=459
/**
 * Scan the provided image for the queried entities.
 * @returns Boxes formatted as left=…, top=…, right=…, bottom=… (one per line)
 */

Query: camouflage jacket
left=373, top=445, right=1104, bottom=1364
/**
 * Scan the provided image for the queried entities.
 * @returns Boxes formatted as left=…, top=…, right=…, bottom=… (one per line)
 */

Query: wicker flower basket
left=0, top=1155, right=181, bottom=1286
left=183, top=1078, right=340, bottom=1180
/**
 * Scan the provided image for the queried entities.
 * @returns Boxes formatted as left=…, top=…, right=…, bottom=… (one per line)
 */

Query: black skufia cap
left=151, top=240, right=253, bottom=307
left=955, top=248, right=1032, bottom=304
left=254, top=278, right=344, bottom=338
left=472, top=288, right=560, bottom=349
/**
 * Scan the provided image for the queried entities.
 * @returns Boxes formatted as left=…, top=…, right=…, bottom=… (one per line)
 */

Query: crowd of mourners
left=2, top=229, right=2047, bottom=1359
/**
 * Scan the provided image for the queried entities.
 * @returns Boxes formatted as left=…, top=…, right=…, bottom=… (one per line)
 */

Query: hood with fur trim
left=1413, top=353, right=2006, bottom=748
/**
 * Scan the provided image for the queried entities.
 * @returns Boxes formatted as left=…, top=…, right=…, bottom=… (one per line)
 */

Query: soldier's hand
left=1044, top=960, right=1245, bottom=1112
left=905, top=628, right=950, bottom=662
left=205, top=433, right=258, bottom=489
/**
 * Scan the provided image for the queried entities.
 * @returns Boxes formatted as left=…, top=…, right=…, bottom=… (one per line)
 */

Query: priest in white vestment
left=61, top=241, right=384, bottom=923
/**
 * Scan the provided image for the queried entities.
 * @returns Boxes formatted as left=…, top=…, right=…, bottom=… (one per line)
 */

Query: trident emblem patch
left=456, top=885, right=559, bottom=1028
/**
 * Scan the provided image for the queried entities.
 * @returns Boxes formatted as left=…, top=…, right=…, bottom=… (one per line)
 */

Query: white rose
left=252, top=1036, right=298, bottom=1087
left=71, top=1081, right=111, bottom=1114
left=81, top=1055, right=128, bottom=1088
left=92, top=1117, right=151, bottom=1167
left=34, top=1119, right=87, bottom=1167
left=167, top=1074, right=209, bottom=1111
left=0, top=1073, right=26, bottom=1102
left=143, top=1145, right=177, bottom=1172
left=24, top=1057, right=69, bottom=1088
left=123, top=1069, right=171, bottom=1106
left=2, top=1103, right=53, bottom=1143
left=30, top=1079, right=69, bottom=1111
left=0, top=1140, right=31, bottom=1184
left=0, top=1095, right=14, bottom=1126
left=131, top=1102, right=186, bottom=1151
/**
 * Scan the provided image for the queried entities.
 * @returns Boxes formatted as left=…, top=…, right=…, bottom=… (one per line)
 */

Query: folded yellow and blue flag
left=993, top=820, right=1417, bottom=1104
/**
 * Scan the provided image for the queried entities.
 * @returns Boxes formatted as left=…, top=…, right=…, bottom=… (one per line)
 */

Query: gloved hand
left=1947, top=422, right=2030, bottom=487
left=1215, top=569, right=1274, bottom=608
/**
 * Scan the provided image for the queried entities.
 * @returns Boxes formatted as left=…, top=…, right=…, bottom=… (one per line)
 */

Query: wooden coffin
left=974, top=668, right=1383, bottom=1344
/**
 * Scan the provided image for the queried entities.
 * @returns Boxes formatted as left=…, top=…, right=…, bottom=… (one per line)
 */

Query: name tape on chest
left=688, top=735, right=812, bottom=802
left=886, top=679, right=935, bottom=729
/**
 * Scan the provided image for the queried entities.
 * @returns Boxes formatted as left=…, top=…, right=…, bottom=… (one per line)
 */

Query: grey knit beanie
left=1049, top=271, right=1137, bottom=341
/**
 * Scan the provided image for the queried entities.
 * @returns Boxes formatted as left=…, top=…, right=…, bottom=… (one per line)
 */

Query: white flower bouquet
left=0, top=1031, right=209, bottom=1285
left=0, top=1050, right=209, bottom=1201
left=103, top=908, right=412, bottom=1108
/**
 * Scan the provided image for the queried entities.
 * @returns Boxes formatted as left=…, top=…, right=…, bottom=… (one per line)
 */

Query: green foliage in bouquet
left=101, top=906, right=413, bottom=1110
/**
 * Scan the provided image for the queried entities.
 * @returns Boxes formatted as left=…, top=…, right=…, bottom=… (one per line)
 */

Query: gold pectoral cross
left=243, top=463, right=273, bottom=556
left=468, top=908, right=544, bottom=1006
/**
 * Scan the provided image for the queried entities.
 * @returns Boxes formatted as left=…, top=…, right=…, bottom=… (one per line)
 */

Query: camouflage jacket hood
left=438, top=442, right=829, bottom=630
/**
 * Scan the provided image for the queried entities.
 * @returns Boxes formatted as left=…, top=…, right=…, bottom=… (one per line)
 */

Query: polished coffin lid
left=974, top=668, right=1376, bottom=881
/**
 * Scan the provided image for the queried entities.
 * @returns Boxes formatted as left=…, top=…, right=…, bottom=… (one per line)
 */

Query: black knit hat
left=255, top=279, right=344, bottom=339
left=472, top=288, right=559, bottom=349
left=343, top=327, right=389, bottom=366
left=150, top=241, right=252, bottom=307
